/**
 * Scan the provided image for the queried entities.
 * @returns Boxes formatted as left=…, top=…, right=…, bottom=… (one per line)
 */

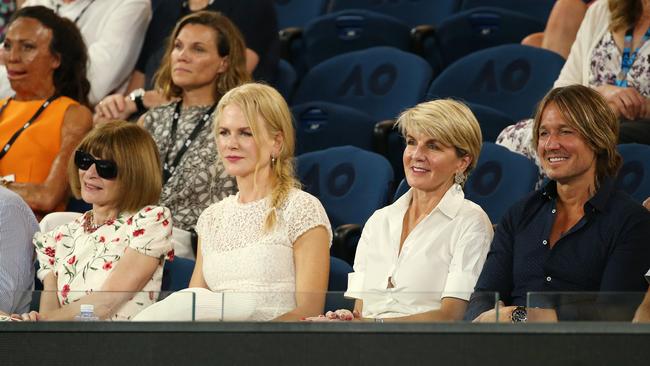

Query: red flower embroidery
left=156, top=211, right=164, bottom=221
left=167, top=249, right=175, bottom=262
left=103, top=261, right=113, bottom=271
left=133, top=228, right=145, bottom=237
left=145, top=206, right=153, bottom=212
left=99, top=236, right=106, bottom=243
left=61, top=284, right=70, bottom=298
left=49, top=258, right=55, bottom=265
left=67, top=256, right=76, bottom=265
left=54, top=232, right=63, bottom=242
left=126, top=217, right=133, bottom=225
left=105, top=219, right=115, bottom=226
left=45, top=246, right=55, bottom=258
left=112, top=237, right=120, bottom=242
left=148, top=291, right=155, bottom=301
left=162, top=219, right=169, bottom=227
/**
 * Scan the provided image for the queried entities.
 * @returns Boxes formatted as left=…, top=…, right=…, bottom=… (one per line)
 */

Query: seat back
left=465, top=142, right=538, bottom=224
left=460, top=0, right=556, bottom=23
left=329, top=0, right=461, bottom=27
left=294, top=46, right=432, bottom=121
left=274, top=0, right=329, bottom=29
left=468, top=102, right=515, bottom=142
left=616, top=143, right=650, bottom=203
left=392, top=178, right=410, bottom=203
left=298, top=10, right=412, bottom=70
left=296, top=146, right=394, bottom=228
left=326, top=256, right=355, bottom=312
left=160, top=256, right=195, bottom=293
left=427, top=44, right=564, bottom=121
left=435, top=7, right=544, bottom=68
left=292, top=102, right=377, bottom=155
left=274, top=59, right=298, bottom=102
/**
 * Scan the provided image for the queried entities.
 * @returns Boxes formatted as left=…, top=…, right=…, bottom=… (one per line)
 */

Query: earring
left=454, top=172, right=465, bottom=190
left=271, top=155, right=277, bottom=166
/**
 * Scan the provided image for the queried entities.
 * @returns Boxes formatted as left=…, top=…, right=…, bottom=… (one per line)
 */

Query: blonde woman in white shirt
left=344, top=99, right=494, bottom=322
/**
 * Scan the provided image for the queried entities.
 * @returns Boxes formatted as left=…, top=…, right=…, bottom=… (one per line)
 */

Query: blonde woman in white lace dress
left=187, top=83, right=332, bottom=321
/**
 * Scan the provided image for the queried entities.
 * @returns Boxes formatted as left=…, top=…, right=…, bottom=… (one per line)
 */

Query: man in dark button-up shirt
left=467, top=85, right=650, bottom=322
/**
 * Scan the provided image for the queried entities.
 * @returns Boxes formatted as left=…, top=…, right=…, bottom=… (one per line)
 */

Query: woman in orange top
left=0, top=6, right=92, bottom=217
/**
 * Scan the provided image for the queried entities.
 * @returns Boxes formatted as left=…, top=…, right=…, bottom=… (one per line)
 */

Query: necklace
left=83, top=210, right=112, bottom=234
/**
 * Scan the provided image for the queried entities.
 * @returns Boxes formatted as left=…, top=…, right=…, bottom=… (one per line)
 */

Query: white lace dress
left=196, top=188, right=332, bottom=321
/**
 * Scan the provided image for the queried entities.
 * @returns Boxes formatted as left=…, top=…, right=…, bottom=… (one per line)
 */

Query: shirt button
left=542, top=240, right=548, bottom=245
left=551, top=209, right=556, bottom=214
left=546, top=276, right=552, bottom=282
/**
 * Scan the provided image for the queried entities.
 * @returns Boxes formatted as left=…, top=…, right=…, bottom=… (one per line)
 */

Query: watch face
left=511, top=307, right=528, bottom=323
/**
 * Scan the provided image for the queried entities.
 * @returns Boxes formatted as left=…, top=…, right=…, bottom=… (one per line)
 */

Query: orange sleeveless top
left=0, top=96, right=78, bottom=207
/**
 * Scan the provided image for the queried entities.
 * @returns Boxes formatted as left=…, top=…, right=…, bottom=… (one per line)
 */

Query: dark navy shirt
left=465, top=178, right=650, bottom=320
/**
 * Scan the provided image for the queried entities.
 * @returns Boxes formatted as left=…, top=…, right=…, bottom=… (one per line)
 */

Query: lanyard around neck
left=162, top=100, right=218, bottom=185
left=0, top=95, right=59, bottom=160
left=615, top=24, right=650, bottom=87
left=52, top=0, right=96, bottom=24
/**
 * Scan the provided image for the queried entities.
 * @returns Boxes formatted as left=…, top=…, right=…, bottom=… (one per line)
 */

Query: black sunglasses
left=74, top=150, right=118, bottom=180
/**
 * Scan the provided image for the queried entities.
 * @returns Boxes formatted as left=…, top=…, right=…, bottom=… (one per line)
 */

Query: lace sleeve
left=283, top=190, right=332, bottom=247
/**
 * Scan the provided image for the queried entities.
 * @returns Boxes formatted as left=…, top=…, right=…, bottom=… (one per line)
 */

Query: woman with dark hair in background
left=0, top=5, right=92, bottom=218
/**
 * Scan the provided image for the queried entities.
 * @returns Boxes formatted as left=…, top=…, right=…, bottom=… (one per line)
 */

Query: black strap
left=53, top=0, right=96, bottom=24
left=162, top=100, right=217, bottom=184
left=0, top=95, right=58, bottom=161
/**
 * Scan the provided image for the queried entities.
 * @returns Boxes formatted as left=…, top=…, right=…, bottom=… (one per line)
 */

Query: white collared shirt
left=346, top=185, right=493, bottom=318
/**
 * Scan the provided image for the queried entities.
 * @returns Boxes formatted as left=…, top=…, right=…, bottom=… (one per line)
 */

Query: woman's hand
left=10, top=311, right=42, bottom=322
left=94, top=94, right=136, bottom=124
left=595, top=85, right=648, bottom=120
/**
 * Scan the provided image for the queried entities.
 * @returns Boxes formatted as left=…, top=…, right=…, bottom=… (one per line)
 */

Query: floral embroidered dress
left=33, top=206, right=174, bottom=321
left=196, top=188, right=332, bottom=321
left=496, top=0, right=650, bottom=173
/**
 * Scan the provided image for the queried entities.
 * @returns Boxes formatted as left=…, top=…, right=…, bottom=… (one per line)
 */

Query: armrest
left=373, top=119, right=397, bottom=156
left=279, top=27, right=303, bottom=61
left=410, top=25, right=436, bottom=55
left=332, top=223, right=362, bottom=265
left=411, top=24, right=444, bottom=75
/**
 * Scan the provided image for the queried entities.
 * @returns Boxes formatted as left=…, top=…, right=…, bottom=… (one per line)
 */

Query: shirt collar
left=540, top=177, right=615, bottom=213
left=393, top=184, right=465, bottom=219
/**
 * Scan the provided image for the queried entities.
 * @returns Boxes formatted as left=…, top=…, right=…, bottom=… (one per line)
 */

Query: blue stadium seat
left=274, top=0, right=329, bottom=29
left=465, top=142, right=538, bottom=224
left=297, top=146, right=394, bottom=263
left=434, top=7, right=544, bottom=69
left=292, top=102, right=377, bottom=155
left=468, top=102, right=515, bottom=142
left=273, top=59, right=298, bottom=103
left=427, top=44, right=565, bottom=121
left=329, top=0, right=461, bottom=27
left=291, top=9, right=413, bottom=72
left=392, top=178, right=410, bottom=202
left=616, top=143, right=650, bottom=203
left=325, top=256, right=355, bottom=312
left=460, top=0, right=556, bottom=23
left=161, top=257, right=195, bottom=293
left=293, top=46, right=432, bottom=121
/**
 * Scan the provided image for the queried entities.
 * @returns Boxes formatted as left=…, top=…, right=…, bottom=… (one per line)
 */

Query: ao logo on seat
left=470, top=59, right=531, bottom=93
left=337, top=63, right=398, bottom=97
left=302, top=162, right=356, bottom=197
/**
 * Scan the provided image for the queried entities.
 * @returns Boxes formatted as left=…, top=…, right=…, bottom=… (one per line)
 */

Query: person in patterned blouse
left=136, top=11, right=251, bottom=233
left=19, top=121, right=173, bottom=321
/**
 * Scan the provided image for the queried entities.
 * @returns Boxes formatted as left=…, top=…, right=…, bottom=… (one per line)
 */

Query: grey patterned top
left=144, top=102, right=237, bottom=231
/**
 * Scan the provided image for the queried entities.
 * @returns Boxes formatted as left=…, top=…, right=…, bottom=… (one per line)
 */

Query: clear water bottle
left=74, top=304, right=99, bottom=321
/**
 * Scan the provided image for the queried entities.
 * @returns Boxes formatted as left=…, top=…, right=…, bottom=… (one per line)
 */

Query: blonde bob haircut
left=68, top=121, right=163, bottom=212
left=214, top=83, right=300, bottom=230
left=532, top=85, right=621, bottom=185
left=154, top=10, right=251, bottom=100
left=395, top=99, right=483, bottom=183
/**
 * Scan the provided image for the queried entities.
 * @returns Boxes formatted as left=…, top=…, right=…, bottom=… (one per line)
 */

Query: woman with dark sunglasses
left=21, top=121, right=174, bottom=321
left=0, top=6, right=92, bottom=219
